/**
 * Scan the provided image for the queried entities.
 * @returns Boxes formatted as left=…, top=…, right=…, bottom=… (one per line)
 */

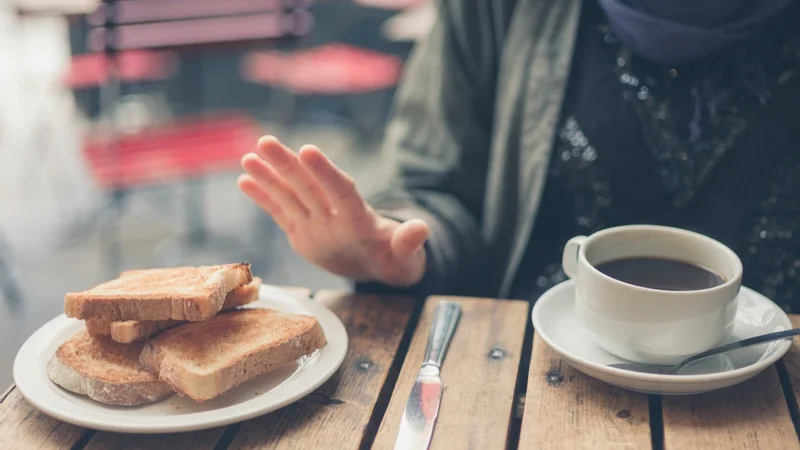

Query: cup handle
left=562, top=236, right=588, bottom=279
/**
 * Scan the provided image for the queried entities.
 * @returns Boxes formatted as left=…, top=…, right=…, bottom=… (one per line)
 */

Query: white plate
left=532, top=280, right=792, bottom=395
left=13, top=285, right=348, bottom=433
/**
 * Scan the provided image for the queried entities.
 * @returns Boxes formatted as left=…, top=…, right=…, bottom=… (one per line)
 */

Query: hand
left=238, top=136, right=429, bottom=287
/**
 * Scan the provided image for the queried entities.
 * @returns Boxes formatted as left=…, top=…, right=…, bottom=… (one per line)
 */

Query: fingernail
left=258, top=135, right=280, bottom=147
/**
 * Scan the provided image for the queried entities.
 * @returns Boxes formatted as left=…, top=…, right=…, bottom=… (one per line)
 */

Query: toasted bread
left=46, top=330, right=173, bottom=406
left=64, top=263, right=253, bottom=322
left=139, top=308, right=327, bottom=402
left=85, top=277, right=262, bottom=343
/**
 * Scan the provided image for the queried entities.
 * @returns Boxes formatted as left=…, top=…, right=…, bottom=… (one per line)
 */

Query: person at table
left=239, top=0, right=800, bottom=311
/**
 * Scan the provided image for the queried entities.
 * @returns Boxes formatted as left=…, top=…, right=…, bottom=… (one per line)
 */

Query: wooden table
left=3, top=286, right=800, bottom=449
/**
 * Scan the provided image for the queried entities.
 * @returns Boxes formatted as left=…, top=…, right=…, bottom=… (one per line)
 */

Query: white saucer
left=531, top=280, right=792, bottom=395
left=13, top=285, right=349, bottom=433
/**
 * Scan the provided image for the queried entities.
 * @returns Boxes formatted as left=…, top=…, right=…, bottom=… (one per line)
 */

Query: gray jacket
left=369, top=0, right=583, bottom=298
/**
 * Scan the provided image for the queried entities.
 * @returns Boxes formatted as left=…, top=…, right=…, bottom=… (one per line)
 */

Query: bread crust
left=86, top=277, right=262, bottom=343
left=85, top=319, right=180, bottom=344
left=139, top=309, right=327, bottom=402
left=65, top=263, right=252, bottom=321
left=47, top=330, right=173, bottom=406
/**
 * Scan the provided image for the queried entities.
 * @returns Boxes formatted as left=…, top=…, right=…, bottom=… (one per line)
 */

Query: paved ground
left=0, top=123, right=388, bottom=388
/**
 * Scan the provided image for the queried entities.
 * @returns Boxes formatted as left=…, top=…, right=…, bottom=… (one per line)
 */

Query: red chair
left=82, top=114, right=260, bottom=189
left=63, top=0, right=313, bottom=274
left=65, top=50, right=177, bottom=89
left=0, top=228, right=24, bottom=308
left=241, top=43, right=403, bottom=143
left=351, top=0, right=425, bottom=9
left=242, top=44, right=402, bottom=94
left=85, top=0, right=311, bottom=51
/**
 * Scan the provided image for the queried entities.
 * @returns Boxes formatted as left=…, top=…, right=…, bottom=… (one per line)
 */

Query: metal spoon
left=608, top=328, right=800, bottom=375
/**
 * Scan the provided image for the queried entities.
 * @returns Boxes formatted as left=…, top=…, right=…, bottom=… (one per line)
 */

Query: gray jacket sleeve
left=359, top=0, right=516, bottom=297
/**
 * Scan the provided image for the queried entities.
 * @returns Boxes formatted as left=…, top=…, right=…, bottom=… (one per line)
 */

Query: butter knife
left=394, top=301, right=461, bottom=450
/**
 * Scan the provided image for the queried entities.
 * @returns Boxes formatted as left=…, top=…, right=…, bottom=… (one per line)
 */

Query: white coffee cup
left=561, top=225, right=743, bottom=365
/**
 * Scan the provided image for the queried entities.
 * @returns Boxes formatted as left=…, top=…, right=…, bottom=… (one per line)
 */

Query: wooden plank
left=0, top=385, right=89, bottom=450
left=85, top=429, right=227, bottom=450
left=372, top=296, right=529, bottom=450
left=781, top=315, right=800, bottom=414
left=662, top=367, right=800, bottom=449
left=518, top=334, right=651, bottom=450
left=228, top=290, right=416, bottom=450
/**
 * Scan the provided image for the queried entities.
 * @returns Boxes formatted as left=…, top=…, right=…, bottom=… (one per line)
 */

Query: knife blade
left=394, top=301, right=461, bottom=450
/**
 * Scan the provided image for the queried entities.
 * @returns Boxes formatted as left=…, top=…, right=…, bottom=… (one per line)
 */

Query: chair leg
left=58, top=186, right=130, bottom=247
left=100, top=189, right=126, bottom=278
left=185, top=178, right=207, bottom=245
left=0, top=229, right=24, bottom=307
left=251, top=206, right=278, bottom=272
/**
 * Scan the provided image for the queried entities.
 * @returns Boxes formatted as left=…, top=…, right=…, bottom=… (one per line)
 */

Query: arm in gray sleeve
left=358, top=0, right=516, bottom=297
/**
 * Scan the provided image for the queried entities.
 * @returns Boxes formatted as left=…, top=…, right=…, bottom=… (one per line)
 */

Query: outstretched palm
left=238, top=136, right=429, bottom=287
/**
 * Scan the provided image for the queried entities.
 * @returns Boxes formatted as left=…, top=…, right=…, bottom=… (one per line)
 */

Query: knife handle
left=423, top=301, right=461, bottom=368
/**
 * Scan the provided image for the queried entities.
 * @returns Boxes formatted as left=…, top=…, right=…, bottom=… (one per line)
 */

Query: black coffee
left=594, top=257, right=725, bottom=291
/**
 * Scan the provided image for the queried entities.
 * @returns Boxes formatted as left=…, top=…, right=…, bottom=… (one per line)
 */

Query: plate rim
left=531, top=280, right=792, bottom=385
left=12, top=285, right=348, bottom=433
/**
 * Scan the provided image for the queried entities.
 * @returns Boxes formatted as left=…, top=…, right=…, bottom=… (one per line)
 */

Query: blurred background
left=0, top=0, right=435, bottom=387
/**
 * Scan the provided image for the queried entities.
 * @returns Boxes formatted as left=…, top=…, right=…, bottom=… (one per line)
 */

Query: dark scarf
left=597, top=0, right=796, bottom=65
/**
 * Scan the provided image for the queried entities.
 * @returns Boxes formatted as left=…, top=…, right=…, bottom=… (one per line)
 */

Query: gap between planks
left=648, top=395, right=664, bottom=450
left=777, top=361, right=800, bottom=444
left=1, top=384, right=15, bottom=404
left=356, top=293, right=425, bottom=450
left=506, top=305, right=535, bottom=450
left=778, top=315, right=800, bottom=443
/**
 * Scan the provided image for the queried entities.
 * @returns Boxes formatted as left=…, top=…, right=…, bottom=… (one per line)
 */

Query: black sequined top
left=513, top=1, right=800, bottom=312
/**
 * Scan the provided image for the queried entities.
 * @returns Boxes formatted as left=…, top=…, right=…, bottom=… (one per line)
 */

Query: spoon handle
left=678, top=328, right=800, bottom=370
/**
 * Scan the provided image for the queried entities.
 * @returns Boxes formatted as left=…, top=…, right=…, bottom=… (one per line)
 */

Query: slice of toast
left=139, top=308, right=327, bottom=402
left=85, top=277, right=262, bottom=343
left=47, top=330, right=173, bottom=406
left=64, top=263, right=253, bottom=322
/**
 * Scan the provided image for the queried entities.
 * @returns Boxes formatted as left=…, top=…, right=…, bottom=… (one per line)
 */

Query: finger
left=237, top=174, right=292, bottom=229
left=391, top=219, right=429, bottom=260
left=256, top=136, right=332, bottom=217
left=241, top=153, right=309, bottom=221
left=298, top=146, right=367, bottom=218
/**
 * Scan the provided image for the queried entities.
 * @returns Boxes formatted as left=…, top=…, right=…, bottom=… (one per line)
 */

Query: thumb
left=390, top=218, right=429, bottom=261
